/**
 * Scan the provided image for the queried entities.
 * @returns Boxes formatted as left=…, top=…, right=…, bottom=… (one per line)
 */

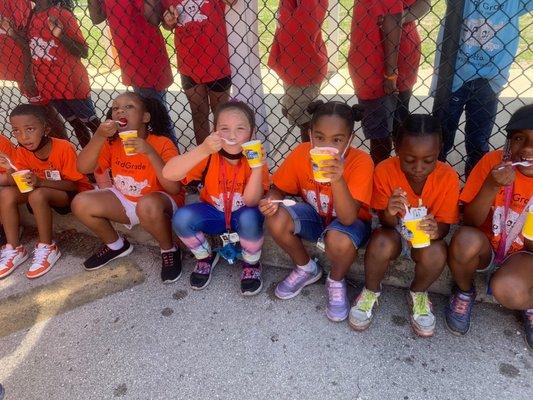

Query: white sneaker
left=0, top=244, right=29, bottom=279
left=26, top=243, right=61, bottom=279
left=409, top=291, right=436, bottom=337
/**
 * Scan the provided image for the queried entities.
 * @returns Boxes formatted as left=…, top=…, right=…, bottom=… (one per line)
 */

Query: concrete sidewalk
left=0, top=230, right=531, bottom=400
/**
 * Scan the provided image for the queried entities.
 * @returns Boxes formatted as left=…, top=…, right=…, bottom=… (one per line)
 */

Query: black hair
left=105, top=92, right=173, bottom=139
left=307, top=100, right=364, bottom=133
left=10, top=104, right=48, bottom=125
left=213, top=100, right=256, bottom=132
left=395, top=114, right=442, bottom=148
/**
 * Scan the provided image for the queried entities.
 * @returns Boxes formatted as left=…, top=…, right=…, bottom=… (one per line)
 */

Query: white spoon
left=270, top=199, right=297, bottom=206
left=3, top=156, right=17, bottom=171
left=496, top=161, right=532, bottom=170
left=221, top=137, right=238, bottom=145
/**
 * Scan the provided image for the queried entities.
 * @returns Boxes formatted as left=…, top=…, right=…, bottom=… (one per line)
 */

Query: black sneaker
left=161, top=249, right=182, bottom=284
left=190, top=253, right=219, bottom=290
left=523, top=309, right=533, bottom=352
left=240, top=262, right=262, bottom=296
left=83, top=239, right=133, bottom=270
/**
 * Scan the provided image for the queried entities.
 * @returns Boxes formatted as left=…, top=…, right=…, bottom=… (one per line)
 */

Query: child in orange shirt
left=350, top=114, right=460, bottom=337
left=0, top=104, right=92, bottom=279
left=445, top=104, right=533, bottom=350
left=163, top=101, right=269, bottom=295
left=0, top=134, right=16, bottom=245
left=259, top=101, right=373, bottom=322
left=73, top=92, right=184, bottom=283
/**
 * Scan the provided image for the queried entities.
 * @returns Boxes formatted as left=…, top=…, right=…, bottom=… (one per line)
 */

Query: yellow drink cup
left=309, top=147, right=339, bottom=183
left=403, top=218, right=431, bottom=248
left=523, top=205, right=533, bottom=241
left=12, top=170, right=33, bottom=193
left=119, top=130, right=138, bottom=156
left=241, top=140, right=263, bottom=168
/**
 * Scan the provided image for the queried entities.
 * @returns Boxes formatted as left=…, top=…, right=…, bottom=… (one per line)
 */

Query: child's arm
left=242, top=167, right=264, bottom=207
left=322, top=156, right=359, bottom=226
left=463, top=164, right=514, bottom=227
left=27, top=172, right=78, bottom=192
left=419, top=215, right=450, bottom=241
left=381, top=11, right=403, bottom=94
left=48, top=16, right=89, bottom=59
left=77, top=120, right=117, bottom=174
left=378, top=188, right=408, bottom=228
left=258, top=185, right=286, bottom=218
left=162, top=132, right=222, bottom=181
left=403, top=0, right=430, bottom=23
left=160, top=5, right=179, bottom=30
left=88, top=0, right=107, bottom=25
left=144, top=0, right=162, bottom=26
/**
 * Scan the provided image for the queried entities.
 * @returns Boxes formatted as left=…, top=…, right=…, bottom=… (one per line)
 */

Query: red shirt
left=267, top=0, right=328, bottom=86
left=102, top=0, right=173, bottom=91
left=28, top=6, right=91, bottom=101
left=348, top=0, right=421, bottom=100
left=162, top=0, right=231, bottom=83
left=0, top=0, right=31, bottom=83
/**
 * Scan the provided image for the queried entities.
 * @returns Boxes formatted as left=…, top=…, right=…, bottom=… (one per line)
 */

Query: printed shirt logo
left=177, top=0, right=209, bottom=26
left=114, top=174, right=150, bottom=198
left=303, top=189, right=336, bottom=217
left=211, top=192, right=245, bottom=212
left=491, top=205, right=524, bottom=247
left=463, top=18, right=504, bottom=52
left=30, top=37, right=58, bottom=61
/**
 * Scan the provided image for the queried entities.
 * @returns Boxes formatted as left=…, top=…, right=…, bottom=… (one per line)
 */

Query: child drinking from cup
left=163, top=101, right=269, bottom=295
left=73, top=92, right=184, bottom=283
left=0, top=104, right=92, bottom=279
left=350, top=114, right=460, bottom=337
left=259, top=100, right=373, bottom=322
left=445, top=104, right=533, bottom=350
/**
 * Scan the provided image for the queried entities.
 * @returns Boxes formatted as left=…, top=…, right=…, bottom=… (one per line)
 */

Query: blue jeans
left=438, top=78, right=498, bottom=176
left=172, top=202, right=264, bottom=263
left=50, top=98, right=97, bottom=122
left=132, top=87, right=178, bottom=146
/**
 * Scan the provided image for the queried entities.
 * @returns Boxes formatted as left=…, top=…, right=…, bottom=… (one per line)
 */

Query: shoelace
left=96, top=245, right=112, bottom=258
left=286, top=267, right=307, bottom=286
left=413, top=292, right=431, bottom=317
left=162, top=252, right=174, bottom=268
left=451, top=295, right=470, bottom=316
left=32, top=246, right=52, bottom=266
left=242, top=266, right=261, bottom=280
left=356, top=289, right=378, bottom=312
left=0, top=248, right=18, bottom=265
left=194, top=260, right=212, bottom=275
left=328, top=283, right=345, bottom=304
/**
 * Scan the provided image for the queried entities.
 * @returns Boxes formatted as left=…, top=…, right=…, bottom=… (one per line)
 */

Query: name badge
left=316, top=237, right=326, bottom=252
left=220, top=232, right=240, bottom=246
left=45, top=170, right=61, bottom=181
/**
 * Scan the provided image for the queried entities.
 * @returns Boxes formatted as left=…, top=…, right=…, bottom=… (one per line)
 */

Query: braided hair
left=394, top=114, right=443, bottom=149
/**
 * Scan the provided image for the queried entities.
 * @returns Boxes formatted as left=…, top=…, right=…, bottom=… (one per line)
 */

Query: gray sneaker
left=275, top=265, right=322, bottom=300
left=349, top=288, right=380, bottom=331
left=408, top=291, right=436, bottom=337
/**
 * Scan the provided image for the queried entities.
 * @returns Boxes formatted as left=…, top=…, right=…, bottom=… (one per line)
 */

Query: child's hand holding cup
left=309, top=147, right=339, bottom=183
left=523, top=205, right=533, bottom=241
left=12, top=170, right=34, bottom=193
left=119, top=130, right=138, bottom=156
left=402, top=206, right=431, bottom=248
left=241, top=140, right=264, bottom=168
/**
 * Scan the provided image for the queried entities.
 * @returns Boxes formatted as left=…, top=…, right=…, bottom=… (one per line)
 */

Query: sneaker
left=275, top=264, right=322, bottom=300
left=26, top=243, right=61, bottom=279
left=444, top=286, right=476, bottom=336
left=190, top=253, right=220, bottom=290
left=84, top=239, right=133, bottom=271
left=161, top=249, right=182, bottom=284
left=349, top=288, right=380, bottom=331
left=522, top=309, right=533, bottom=352
left=241, top=262, right=263, bottom=296
left=408, top=291, right=436, bottom=337
left=0, top=245, right=29, bottom=279
left=325, top=278, right=349, bottom=322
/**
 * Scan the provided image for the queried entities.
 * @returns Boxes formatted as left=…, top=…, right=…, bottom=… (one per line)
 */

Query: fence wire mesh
left=0, top=0, right=531, bottom=180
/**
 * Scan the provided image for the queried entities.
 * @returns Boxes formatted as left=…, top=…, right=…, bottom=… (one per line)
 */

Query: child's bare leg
left=363, top=228, right=402, bottom=291
left=491, top=252, right=533, bottom=310
left=325, top=230, right=357, bottom=281
left=136, top=193, right=174, bottom=250
left=266, top=208, right=310, bottom=266
left=185, top=85, right=210, bottom=144
left=448, top=226, right=493, bottom=291
left=27, top=188, right=69, bottom=245
left=71, top=191, right=129, bottom=243
left=0, top=187, right=28, bottom=247
left=410, top=240, right=447, bottom=292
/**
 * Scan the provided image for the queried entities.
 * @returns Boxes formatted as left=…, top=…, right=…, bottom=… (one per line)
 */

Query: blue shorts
left=50, top=98, right=97, bottom=122
left=283, top=202, right=371, bottom=249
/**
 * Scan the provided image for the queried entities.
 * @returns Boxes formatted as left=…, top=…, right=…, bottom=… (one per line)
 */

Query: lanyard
left=494, top=184, right=513, bottom=264
left=219, top=156, right=242, bottom=231
left=313, top=181, right=334, bottom=226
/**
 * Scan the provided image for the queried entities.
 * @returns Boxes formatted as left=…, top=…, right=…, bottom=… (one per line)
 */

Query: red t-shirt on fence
left=348, top=0, right=421, bottom=100
left=101, top=0, right=173, bottom=91
left=162, top=0, right=231, bottom=84
left=28, top=6, right=91, bottom=101
left=267, top=0, right=328, bottom=86
left=0, top=0, right=31, bottom=83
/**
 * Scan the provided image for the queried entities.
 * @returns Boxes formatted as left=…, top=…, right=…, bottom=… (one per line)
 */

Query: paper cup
left=522, top=205, right=533, bottom=241
left=403, top=218, right=431, bottom=248
left=241, top=140, right=263, bottom=168
left=309, top=147, right=339, bottom=183
left=12, top=170, right=33, bottom=193
left=119, top=130, right=138, bottom=156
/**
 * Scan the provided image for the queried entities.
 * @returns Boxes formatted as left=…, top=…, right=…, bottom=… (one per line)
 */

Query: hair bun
left=351, top=104, right=364, bottom=122
left=307, top=100, right=325, bottom=115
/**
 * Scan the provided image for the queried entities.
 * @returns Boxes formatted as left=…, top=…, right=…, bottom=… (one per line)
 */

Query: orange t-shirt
left=372, top=157, right=460, bottom=224
left=13, top=138, right=92, bottom=192
left=182, top=152, right=270, bottom=212
left=98, top=134, right=185, bottom=205
left=460, top=150, right=533, bottom=255
left=0, top=134, right=15, bottom=173
left=272, top=143, right=374, bottom=221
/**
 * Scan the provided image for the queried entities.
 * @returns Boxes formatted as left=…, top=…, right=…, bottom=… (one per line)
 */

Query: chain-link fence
left=0, top=0, right=532, bottom=179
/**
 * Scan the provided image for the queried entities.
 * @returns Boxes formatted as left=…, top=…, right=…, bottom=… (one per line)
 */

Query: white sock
left=161, top=246, right=177, bottom=254
left=298, top=259, right=317, bottom=274
left=107, top=237, right=124, bottom=251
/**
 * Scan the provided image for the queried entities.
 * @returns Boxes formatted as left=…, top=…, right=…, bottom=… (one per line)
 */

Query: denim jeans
left=438, top=78, right=498, bottom=176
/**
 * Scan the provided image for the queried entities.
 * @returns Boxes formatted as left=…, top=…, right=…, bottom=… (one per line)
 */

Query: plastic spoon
left=496, top=161, right=532, bottom=170
left=114, top=118, right=127, bottom=128
left=270, top=199, right=297, bottom=206
left=221, top=137, right=238, bottom=145
left=3, top=156, right=17, bottom=171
